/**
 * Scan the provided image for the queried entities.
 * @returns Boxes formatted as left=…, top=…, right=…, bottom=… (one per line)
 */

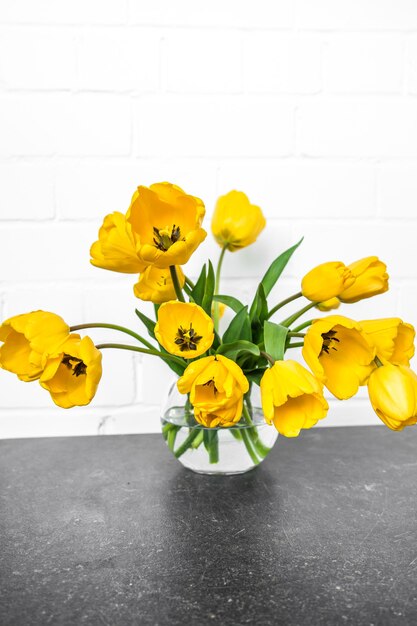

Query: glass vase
left=161, top=381, right=278, bottom=475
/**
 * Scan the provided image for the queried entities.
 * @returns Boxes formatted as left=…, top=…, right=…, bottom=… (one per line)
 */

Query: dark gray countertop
left=1, top=426, right=417, bottom=625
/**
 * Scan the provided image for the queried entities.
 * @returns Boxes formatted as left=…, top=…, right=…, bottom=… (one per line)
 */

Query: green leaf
left=245, top=368, right=267, bottom=385
left=212, top=294, right=244, bottom=314
left=201, top=260, right=215, bottom=316
left=191, top=265, right=206, bottom=306
left=260, top=238, right=303, bottom=297
left=249, top=283, right=268, bottom=322
left=217, top=340, right=260, bottom=361
left=135, top=309, right=156, bottom=339
left=264, top=320, right=289, bottom=362
left=160, top=349, right=186, bottom=377
left=223, top=306, right=251, bottom=344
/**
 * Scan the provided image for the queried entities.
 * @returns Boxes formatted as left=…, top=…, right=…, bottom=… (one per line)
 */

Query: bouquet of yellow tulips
left=1, top=182, right=416, bottom=470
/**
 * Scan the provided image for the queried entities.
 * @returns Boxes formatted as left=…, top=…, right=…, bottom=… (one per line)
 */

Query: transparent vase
left=161, top=381, right=278, bottom=475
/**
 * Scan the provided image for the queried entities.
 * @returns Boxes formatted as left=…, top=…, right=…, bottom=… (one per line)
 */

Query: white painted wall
left=0, top=0, right=416, bottom=437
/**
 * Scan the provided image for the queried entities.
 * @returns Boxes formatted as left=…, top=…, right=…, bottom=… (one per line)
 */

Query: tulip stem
left=170, top=266, right=186, bottom=302
left=94, top=343, right=186, bottom=368
left=185, top=275, right=195, bottom=290
left=292, top=320, right=313, bottom=333
left=260, top=350, right=275, bottom=367
left=288, top=332, right=306, bottom=338
left=280, top=302, right=317, bottom=328
left=213, top=245, right=228, bottom=332
left=267, top=291, right=303, bottom=320
left=286, top=342, right=304, bottom=349
left=70, top=322, right=155, bottom=351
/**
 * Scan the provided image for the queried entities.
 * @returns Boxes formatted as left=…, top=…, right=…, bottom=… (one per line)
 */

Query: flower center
left=174, top=323, right=202, bottom=352
left=203, top=378, right=218, bottom=395
left=62, top=354, right=87, bottom=377
left=153, top=224, right=183, bottom=251
left=320, top=330, right=340, bottom=356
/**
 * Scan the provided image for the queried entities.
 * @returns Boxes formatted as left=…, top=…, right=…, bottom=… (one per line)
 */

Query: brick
left=98, top=405, right=161, bottom=434
left=1, top=0, right=127, bottom=24
left=244, top=33, right=321, bottom=94
left=77, top=28, right=159, bottom=93
left=399, top=282, right=417, bottom=342
left=406, top=37, right=417, bottom=93
left=0, top=27, right=76, bottom=90
left=93, top=349, right=136, bottom=407
left=128, top=0, right=294, bottom=29
left=83, top=283, right=149, bottom=333
left=3, top=286, right=84, bottom=326
left=0, top=410, right=106, bottom=438
left=0, top=223, right=99, bottom=281
left=56, top=95, right=132, bottom=156
left=0, top=163, right=55, bottom=220
left=324, top=35, right=403, bottom=93
left=166, top=30, right=242, bottom=94
left=0, top=95, right=131, bottom=156
left=378, top=165, right=417, bottom=217
left=298, top=100, right=417, bottom=157
left=217, top=161, right=376, bottom=218
left=297, top=0, right=417, bottom=30
left=134, top=97, right=294, bottom=157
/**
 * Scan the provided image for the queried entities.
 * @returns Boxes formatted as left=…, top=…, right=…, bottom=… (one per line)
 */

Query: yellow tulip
left=302, top=315, right=375, bottom=399
left=155, top=301, right=214, bottom=359
left=177, top=355, right=249, bottom=427
left=360, top=318, right=415, bottom=367
left=367, top=363, right=417, bottom=431
left=127, top=182, right=206, bottom=269
left=90, top=211, right=146, bottom=274
left=211, top=302, right=226, bottom=320
left=0, top=311, right=70, bottom=382
left=133, top=266, right=185, bottom=304
left=211, top=190, right=266, bottom=252
left=260, top=360, right=328, bottom=437
left=301, top=262, right=355, bottom=303
left=40, top=334, right=102, bottom=408
left=316, top=297, right=341, bottom=312
left=339, top=256, right=389, bottom=303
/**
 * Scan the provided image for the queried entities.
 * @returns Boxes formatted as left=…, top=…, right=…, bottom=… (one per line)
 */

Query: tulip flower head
left=339, top=256, right=389, bottom=304
left=177, top=355, right=249, bottom=427
left=302, top=315, right=376, bottom=399
left=301, top=261, right=355, bottom=303
left=360, top=318, right=415, bottom=367
left=155, top=301, right=214, bottom=359
left=90, top=211, right=146, bottom=274
left=133, top=266, right=185, bottom=304
left=0, top=311, right=70, bottom=382
left=211, top=190, right=266, bottom=252
left=368, top=363, right=417, bottom=431
left=40, top=334, right=102, bottom=408
left=127, top=183, right=206, bottom=269
left=260, top=360, right=329, bottom=437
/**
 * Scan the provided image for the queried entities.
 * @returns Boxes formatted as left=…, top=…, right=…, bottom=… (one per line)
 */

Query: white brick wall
left=0, top=1, right=416, bottom=438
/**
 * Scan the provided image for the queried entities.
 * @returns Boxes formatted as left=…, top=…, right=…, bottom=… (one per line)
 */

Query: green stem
left=208, top=431, right=219, bottom=464
left=242, top=403, right=271, bottom=458
left=167, top=426, right=179, bottom=451
left=213, top=245, right=228, bottom=332
left=95, top=343, right=186, bottom=368
left=286, top=342, right=304, bottom=349
left=280, top=301, right=317, bottom=328
left=241, top=429, right=260, bottom=465
left=288, top=332, right=306, bottom=338
left=170, top=266, right=185, bottom=302
left=174, top=428, right=201, bottom=458
left=292, top=320, right=313, bottom=333
left=191, top=430, right=204, bottom=449
left=70, top=322, right=155, bottom=351
left=267, top=291, right=303, bottom=320
left=185, top=275, right=195, bottom=290
left=260, top=350, right=275, bottom=367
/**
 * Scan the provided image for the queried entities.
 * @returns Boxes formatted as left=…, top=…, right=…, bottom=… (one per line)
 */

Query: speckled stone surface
left=1, top=426, right=417, bottom=625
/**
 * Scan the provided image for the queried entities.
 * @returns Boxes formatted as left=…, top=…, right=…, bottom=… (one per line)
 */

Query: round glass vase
left=161, top=381, right=278, bottom=475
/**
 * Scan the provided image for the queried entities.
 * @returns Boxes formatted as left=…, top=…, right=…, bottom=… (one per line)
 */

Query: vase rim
left=162, top=406, right=273, bottom=431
